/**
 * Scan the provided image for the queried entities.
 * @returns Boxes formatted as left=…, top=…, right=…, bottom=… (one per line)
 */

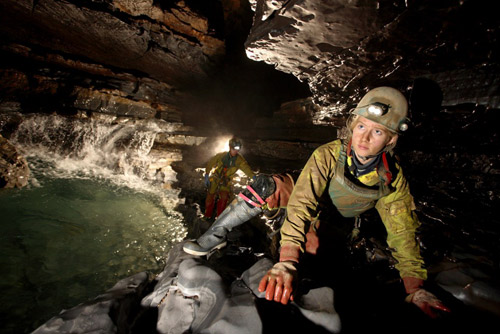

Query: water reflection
left=0, top=160, right=186, bottom=333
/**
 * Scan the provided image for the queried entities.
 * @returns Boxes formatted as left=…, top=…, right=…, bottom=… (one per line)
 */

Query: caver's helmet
left=351, top=86, right=409, bottom=133
left=229, top=137, right=242, bottom=150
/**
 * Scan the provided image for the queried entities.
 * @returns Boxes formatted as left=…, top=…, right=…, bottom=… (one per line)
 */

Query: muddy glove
left=204, top=174, right=210, bottom=188
left=403, top=277, right=451, bottom=318
left=258, top=261, right=297, bottom=304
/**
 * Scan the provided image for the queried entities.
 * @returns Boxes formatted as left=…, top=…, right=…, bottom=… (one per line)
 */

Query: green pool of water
left=0, top=159, right=186, bottom=333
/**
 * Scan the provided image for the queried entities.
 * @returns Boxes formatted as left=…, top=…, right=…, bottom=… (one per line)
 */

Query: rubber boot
left=183, top=197, right=262, bottom=256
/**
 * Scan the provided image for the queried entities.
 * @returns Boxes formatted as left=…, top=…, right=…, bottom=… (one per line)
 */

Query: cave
left=1, top=0, right=499, bottom=333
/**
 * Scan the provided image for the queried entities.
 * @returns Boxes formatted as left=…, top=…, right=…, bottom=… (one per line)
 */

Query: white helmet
left=352, top=87, right=409, bottom=133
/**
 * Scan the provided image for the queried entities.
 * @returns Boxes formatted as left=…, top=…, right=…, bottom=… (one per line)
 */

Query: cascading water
left=0, top=113, right=187, bottom=334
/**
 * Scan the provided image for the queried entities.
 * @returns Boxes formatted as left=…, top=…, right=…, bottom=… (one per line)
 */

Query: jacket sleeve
left=279, top=142, right=337, bottom=261
left=375, top=164, right=428, bottom=281
left=205, top=153, right=222, bottom=174
left=236, top=155, right=255, bottom=179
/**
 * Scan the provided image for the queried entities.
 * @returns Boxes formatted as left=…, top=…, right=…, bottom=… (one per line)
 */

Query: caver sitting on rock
left=183, top=173, right=295, bottom=256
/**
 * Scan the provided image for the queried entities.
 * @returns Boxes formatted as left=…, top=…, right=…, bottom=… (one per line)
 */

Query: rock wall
left=0, top=0, right=225, bottom=86
left=0, top=0, right=309, bottom=132
left=0, top=0, right=225, bottom=129
left=0, top=134, right=29, bottom=188
left=245, top=0, right=500, bottom=121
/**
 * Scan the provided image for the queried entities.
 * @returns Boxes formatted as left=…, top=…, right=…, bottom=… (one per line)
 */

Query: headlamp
left=233, top=145, right=241, bottom=150
left=367, top=102, right=390, bottom=117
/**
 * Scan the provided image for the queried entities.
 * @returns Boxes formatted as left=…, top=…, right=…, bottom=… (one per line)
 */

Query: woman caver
left=258, top=86, right=451, bottom=318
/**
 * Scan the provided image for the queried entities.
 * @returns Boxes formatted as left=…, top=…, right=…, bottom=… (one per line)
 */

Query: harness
left=238, top=173, right=295, bottom=212
left=346, top=140, right=392, bottom=186
left=212, top=153, right=237, bottom=188
left=328, top=141, right=393, bottom=218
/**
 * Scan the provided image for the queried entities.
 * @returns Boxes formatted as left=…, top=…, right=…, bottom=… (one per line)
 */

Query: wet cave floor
left=178, top=149, right=500, bottom=334
left=188, top=215, right=500, bottom=334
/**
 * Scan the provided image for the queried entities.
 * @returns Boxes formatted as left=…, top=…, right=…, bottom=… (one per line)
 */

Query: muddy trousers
left=204, top=191, right=230, bottom=219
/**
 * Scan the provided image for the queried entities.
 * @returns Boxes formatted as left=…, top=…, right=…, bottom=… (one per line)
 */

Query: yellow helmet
left=352, top=87, right=409, bottom=133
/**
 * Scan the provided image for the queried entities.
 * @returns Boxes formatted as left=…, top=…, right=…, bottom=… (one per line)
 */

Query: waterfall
left=9, top=113, right=183, bottom=207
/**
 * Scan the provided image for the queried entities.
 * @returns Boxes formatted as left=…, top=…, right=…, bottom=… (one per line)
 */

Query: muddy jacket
left=280, top=139, right=427, bottom=280
left=206, top=152, right=255, bottom=193
left=265, top=174, right=295, bottom=211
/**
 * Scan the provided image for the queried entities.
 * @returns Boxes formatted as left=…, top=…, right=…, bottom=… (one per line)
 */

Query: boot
left=183, top=197, right=262, bottom=256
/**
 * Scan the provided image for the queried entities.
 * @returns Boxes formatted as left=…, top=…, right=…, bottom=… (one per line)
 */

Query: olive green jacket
left=206, top=152, right=254, bottom=193
left=280, top=139, right=427, bottom=280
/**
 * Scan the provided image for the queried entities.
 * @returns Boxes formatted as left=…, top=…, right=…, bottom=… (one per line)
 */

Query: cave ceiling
left=0, top=0, right=499, bottom=128
left=0, top=0, right=226, bottom=85
left=246, top=0, right=500, bottom=123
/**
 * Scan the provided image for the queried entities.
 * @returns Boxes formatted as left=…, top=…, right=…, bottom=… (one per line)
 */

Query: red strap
left=246, top=185, right=266, bottom=205
left=346, top=139, right=352, bottom=156
left=238, top=185, right=266, bottom=208
left=381, top=152, right=392, bottom=185
left=238, top=192, right=262, bottom=208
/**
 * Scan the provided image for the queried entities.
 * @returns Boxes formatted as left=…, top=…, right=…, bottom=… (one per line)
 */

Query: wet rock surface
left=0, top=0, right=225, bottom=86
left=28, top=215, right=500, bottom=334
left=0, top=134, right=29, bottom=188
left=32, top=272, right=151, bottom=334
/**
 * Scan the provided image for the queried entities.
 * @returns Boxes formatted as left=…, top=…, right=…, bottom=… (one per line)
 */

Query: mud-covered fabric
left=328, top=143, right=392, bottom=217
left=141, top=243, right=341, bottom=333
left=206, top=152, right=254, bottom=193
left=280, top=139, right=427, bottom=280
left=375, top=169, right=427, bottom=280
left=265, top=173, right=295, bottom=210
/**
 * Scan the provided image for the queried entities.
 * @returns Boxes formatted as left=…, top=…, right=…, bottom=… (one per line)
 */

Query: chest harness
left=213, top=153, right=237, bottom=187
left=328, top=141, right=394, bottom=218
